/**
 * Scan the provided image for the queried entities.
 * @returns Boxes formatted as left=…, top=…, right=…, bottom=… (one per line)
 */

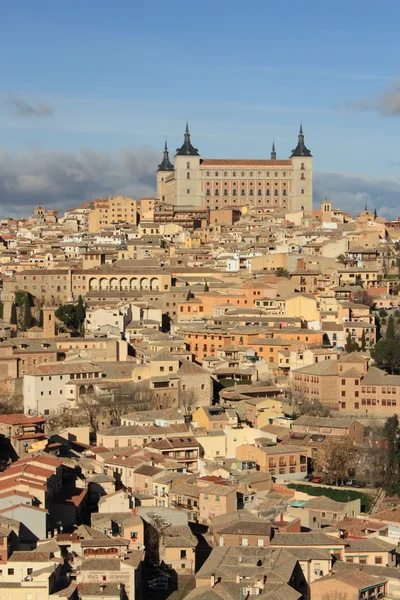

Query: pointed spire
left=176, top=121, right=199, bottom=156
left=157, top=138, right=174, bottom=172
left=291, top=122, right=312, bottom=157
left=271, top=140, right=276, bottom=160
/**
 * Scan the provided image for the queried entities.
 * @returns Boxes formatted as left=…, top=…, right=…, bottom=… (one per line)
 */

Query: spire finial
left=184, top=121, right=190, bottom=143
left=300, top=122, right=303, bottom=135
left=164, top=137, right=168, bottom=151
left=271, top=140, right=276, bottom=160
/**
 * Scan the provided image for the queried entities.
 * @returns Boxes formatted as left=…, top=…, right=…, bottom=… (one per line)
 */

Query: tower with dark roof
left=175, top=122, right=200, bottom=157
left=156, top=140, right=174, bottom=203
left=174, top=122, right=201, bottom=207
left=271, top=141, right=276, bottom=160
left=290, top=124, right=313, bottom=213
left=157, top=140, right=174, bottom=172
left=291, top=123, right=312, bottom=158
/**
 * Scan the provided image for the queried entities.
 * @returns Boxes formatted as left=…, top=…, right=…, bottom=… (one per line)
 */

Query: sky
left=1, top=0, right=400, bottom=217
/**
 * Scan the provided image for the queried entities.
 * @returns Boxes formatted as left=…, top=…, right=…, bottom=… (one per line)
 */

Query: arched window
left=249, top=171, right=253, bottom=177
left=241, top=171, right=245, bottom=177
left=275, top=171, right=278, bottom=177
left=283, top=171, right=286, bottom=177
left=233, top=171, right=236, bottom=177
left=223, top=171, right=227, bottom=177
left=206, top=171, right=210, bottom=176
left=215, top=171, right=219, bottom=176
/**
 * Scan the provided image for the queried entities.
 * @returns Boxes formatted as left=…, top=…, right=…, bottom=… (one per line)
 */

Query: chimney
left=211, top=574, right=215, bottom=587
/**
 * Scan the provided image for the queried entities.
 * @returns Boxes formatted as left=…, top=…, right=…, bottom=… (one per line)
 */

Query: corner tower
left=174, top=122, right=201, bottom=207
left=290, top=124, right=313, bottom=213
left=157, top=140, right=174, bottom=203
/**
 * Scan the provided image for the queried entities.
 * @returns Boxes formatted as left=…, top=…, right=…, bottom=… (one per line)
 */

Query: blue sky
left=1, top=0, right=400, bottom=216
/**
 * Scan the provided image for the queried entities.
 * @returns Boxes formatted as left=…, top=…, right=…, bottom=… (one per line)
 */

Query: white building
left=23, top=362, right=103, bottom=415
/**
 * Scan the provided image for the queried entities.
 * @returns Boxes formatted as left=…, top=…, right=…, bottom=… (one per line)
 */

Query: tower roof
left=291, top=123, right=312, bottom=157
left=157, top=140, right=174, bottom=172
left=176, top=122, right=200, bottom=156
left=271, top=141, right=276, bottom=160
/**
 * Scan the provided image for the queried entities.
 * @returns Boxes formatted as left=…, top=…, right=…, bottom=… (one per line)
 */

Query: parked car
left=353, top=481, right=365, bottom=488
left=312, top=476, right=322, bottom=483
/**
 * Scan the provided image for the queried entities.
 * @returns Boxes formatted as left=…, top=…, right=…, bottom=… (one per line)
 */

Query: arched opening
left=89, top=278, right=99, bottom=291
left=150, top=277, right=159, bottom=291
left=99, top=278, right=109, bottom=291
left=120, top=277, right=129, bottom=291
left=109, top=277, right=119, bottom=291
left=140, top=277, right=149, bottom=290
left=79, top=385, right=86, bottom=397
left=130, top=278, right=139, bottom=291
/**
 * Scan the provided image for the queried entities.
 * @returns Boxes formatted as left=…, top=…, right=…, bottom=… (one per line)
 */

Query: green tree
left=345, top=331, right=360, bottom=353
left=186, top=290, right=194, bottom=301
left=204, top=281, right=209, bottom=292
left=10, top=303, right=17, bottom=326
left=371, top=339, right=400, bottom=374
left=38, top=308, right=43, bottom=328
left=386, top=314, right=396, bottom=341
left=55, top=304, right=79, bottom=332
left=361, top=329, right=366, bottom=351
left=76, top=295, right=86, bottom=334
left=276, top=267, right=290, bottom=278
left=0, top=301, right=3, bottom=319
left=22, top=295, right=31, bottom=331
left=374, top=208, right=377, bottom=219
left=383, top=415, right=400, bottom=495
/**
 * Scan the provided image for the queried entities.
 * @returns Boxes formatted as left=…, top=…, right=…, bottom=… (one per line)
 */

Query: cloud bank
left=314, top=171, right=400, bottom=220
left=0, top=146, right=399, bottom=220
left=0, top=147, right=159, bottom=217
left=344, top=82, right=400, bottom=116
left=2, top=93, right=54, bottom=118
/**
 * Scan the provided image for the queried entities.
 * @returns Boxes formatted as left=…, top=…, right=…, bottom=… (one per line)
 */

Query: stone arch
left=79, top=385, right=86, bottom=397
left=130, top=278, right=139, bottom=291
left=140, top=277, right=149, bottom=290
left=150, top=277, right=159, bottom=291
left=89, top=278, right=99, bottom=291
left=86, top=384, right=94, bottom=395
left=99, top=277, right=109, bottom=291
left=120, top=277, right=129, bottom=291
left=109, top=277, right=119, bottom=291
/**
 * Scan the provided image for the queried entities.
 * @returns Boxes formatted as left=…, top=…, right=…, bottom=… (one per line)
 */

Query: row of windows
left=206, top=181, right=288, bottom=186
left=206, top=188, right=287, bottom=196
left=206, top=198, right=288, bottom=205
left=203, top=170, right=294, bottom=177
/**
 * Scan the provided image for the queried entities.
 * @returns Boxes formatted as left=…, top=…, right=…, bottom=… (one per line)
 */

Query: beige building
left=156, top=124, right=313, bottom=212
left=199, top=483, right=238, bottom=524
left=87, top=196, right=138, bottom=233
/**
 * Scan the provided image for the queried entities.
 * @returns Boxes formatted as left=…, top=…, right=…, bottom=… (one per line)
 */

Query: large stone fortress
left=156, top=123, right=313, bottom=212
